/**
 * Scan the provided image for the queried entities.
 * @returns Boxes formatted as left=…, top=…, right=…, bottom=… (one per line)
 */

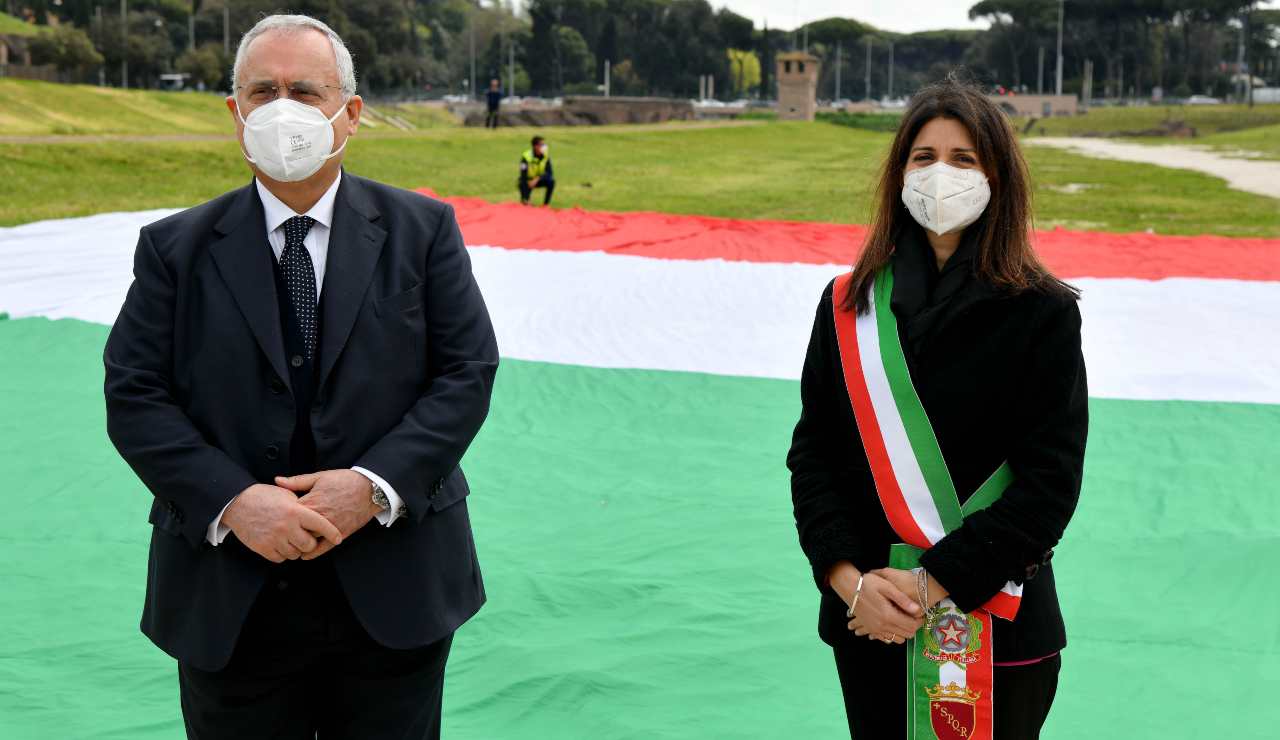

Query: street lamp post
left=835, top=40, right=841, bottom=100
left=888, top=41, right=894, bottom=101
left=1055, top=0, right=1065, bottom=96
left=121, top=0, right=128, bottom=89
left=864, top=36, right=871, bottom=101
left=468, top=9, right=476, bottom=102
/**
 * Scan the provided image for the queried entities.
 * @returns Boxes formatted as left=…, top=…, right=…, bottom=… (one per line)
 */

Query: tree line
left=10, top=0, right=1279, bottom=101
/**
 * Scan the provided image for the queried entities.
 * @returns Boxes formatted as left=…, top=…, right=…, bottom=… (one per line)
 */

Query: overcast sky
left=714, top=1, right=988, bottom=34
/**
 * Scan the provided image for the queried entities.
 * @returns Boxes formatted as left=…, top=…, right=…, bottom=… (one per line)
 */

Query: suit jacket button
left=270, top=378, right=285, bottom=394
left=290, top=355, right=304, bottom=368
left=265, top=444, right=281, bottom=461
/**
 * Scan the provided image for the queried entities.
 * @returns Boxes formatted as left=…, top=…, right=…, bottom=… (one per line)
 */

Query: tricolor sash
left=831, top=266, right=1022, bottom=740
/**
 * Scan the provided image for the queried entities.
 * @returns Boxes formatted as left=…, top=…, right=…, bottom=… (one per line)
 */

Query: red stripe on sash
left=982, top=590, right=1022, bottom=621
left=831, top=273, right=931, bottom=549
left=970, top=612, right=996, bottom=739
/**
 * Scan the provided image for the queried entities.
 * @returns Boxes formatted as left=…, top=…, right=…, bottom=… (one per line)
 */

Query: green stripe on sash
left=890, top=543, right=937, bottom=736
left=873, top=267, right=964, bottom=532
left=961, top=462, right=1015, bottom=517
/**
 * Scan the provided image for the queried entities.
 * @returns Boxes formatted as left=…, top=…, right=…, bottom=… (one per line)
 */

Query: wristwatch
left=371, top=481, right=391, bottom=512
left=371, top=478, right=404, bottom=517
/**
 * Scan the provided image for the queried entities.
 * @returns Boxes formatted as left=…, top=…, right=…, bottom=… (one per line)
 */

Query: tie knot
left=283, top=215, right=315, bottom=246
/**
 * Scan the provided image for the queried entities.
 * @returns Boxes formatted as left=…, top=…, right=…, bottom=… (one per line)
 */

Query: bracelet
left=916, top=568, right=938, bottom=629
left=846, top=574, right=865, bottom=619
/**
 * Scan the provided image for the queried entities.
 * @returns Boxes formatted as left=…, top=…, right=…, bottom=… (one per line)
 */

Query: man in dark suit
left=103, top=14, right=498, bottom=739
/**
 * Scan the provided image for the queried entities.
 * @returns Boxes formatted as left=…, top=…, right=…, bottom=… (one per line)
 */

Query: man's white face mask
left=236, top=97, right=347, bottom=183
left=900, top=161, right=991, bottom=236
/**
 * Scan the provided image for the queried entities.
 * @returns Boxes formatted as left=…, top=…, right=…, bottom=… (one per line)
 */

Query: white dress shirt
left=206, top=174, right=405, bottom=546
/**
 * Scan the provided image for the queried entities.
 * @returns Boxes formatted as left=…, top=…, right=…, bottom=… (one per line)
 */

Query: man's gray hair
left=231, top=14, right=357, bottom=97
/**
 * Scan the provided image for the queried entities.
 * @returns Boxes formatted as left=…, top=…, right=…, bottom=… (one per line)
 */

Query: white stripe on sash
left=858, top=283, right=949, bottom=545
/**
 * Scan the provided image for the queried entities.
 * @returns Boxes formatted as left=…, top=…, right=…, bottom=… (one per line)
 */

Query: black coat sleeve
left=919, top=293, right=1088, bottom=613
left=104, top=228, right=258, bottom=549
left=788, top=282, right=881, bottom=590
left=354, top=204, right=500, bottom=521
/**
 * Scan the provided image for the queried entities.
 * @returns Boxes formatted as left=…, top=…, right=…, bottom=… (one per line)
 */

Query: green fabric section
left=1, top=316, right=1278, bottom=739
left=961, top=463, right=1015, bottom=518
left=873, top=267, right=963, bottom=532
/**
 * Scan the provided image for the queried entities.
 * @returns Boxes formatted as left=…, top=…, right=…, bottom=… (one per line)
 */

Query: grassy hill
left=1027, top=103, right=1280, bottom=138
left=0, top=11, right=38, bottom=37
left=0, top=79, right=458, bottom=136
left=0, top=79, right=236, bottom=136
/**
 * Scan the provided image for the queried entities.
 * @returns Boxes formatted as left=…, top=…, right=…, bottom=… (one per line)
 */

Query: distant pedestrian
left=518, top=136, right=554, bottom=206
left=485, top=78, right=502, bottom=129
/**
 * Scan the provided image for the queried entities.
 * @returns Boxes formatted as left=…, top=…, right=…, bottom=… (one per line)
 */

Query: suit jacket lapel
left=209, top=182, right=292, bottom=391
left=317, top=174, right=387, bottom=392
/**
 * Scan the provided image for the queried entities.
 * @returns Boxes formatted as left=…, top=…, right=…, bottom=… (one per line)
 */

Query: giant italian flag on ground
left=0, top=192, right=1276, bottom=738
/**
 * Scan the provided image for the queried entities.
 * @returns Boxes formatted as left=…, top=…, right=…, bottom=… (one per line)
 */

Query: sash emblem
left=923, top=607, right=983, bottom=665
left=927, top=682, right=979, bottom=740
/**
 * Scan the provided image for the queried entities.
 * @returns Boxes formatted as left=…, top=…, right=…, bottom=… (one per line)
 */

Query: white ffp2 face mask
left=900, top=161, right=991, bottom=236
left=236, top=97, right=348, bottom=182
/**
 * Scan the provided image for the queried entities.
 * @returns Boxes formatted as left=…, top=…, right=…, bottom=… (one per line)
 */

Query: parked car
left=1185, top=95, right=1222, bottom=105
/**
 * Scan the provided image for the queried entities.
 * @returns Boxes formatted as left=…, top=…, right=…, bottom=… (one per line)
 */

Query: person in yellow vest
left=518, top=135, right=555, bottom=206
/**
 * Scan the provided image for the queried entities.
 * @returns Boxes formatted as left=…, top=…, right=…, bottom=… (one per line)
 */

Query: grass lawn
left=1027, top=103, right=1280, bottom=138
left=2, top=119, right=1277, bottom=236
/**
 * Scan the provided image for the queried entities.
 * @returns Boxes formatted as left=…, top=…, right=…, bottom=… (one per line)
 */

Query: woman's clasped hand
left=827, top=561, right=924, bottom=645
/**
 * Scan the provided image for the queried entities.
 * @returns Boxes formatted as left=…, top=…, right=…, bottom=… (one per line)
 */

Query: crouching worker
left=518, top=136, right=554, bottom=206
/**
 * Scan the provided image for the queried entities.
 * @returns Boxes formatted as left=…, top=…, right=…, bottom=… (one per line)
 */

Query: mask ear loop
left=234, top=99, right=260, bottom=165
left=322, top=100, right=351, bottom=161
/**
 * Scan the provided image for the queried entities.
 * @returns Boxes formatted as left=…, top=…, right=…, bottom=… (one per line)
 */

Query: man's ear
left=225, top=96, right=244, bottom=137
left=344, top=95, right=363, bottom=136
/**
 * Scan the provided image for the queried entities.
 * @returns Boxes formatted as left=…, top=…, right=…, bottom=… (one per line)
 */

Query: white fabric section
left=256, top=175, right=339, bottom=295
left=1, top=210, right=1278, bottom=404
left=856, top=286, right=948, bottom=545
left=938, top=647, right=967, bottom=689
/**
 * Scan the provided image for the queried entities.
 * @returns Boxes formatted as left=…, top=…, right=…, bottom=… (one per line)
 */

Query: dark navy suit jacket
left=104, top=173, right=499, bottom=671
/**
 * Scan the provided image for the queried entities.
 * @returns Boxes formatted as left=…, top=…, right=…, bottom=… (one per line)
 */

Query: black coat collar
left=890, top=223, right=999, bottom=358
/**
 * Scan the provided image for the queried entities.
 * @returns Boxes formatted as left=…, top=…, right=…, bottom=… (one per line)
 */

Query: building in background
left=776, top=51, right=819, bottom=121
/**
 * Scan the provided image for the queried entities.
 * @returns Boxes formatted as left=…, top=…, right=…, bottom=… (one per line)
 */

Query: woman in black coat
left=787, top=79, right=1088, bottom=740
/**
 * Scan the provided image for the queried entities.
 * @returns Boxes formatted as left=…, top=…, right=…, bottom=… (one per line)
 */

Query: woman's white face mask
left=900, top=161, right=991, bottom=236
left=236, top=97, right=348, bottom=183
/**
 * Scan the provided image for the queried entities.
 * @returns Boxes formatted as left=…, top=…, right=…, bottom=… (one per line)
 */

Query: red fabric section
left=419, top=189, right=1280, bottom=281
left=981, top=590, right=1022, bottom=622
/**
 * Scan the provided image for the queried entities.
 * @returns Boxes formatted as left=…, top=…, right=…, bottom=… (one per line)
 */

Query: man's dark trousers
left=179, top=562, right=454, bottom=739
left=518, top=176, right=555, bottom=205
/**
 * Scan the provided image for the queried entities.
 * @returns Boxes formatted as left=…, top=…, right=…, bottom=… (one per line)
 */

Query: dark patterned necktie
left=280, top=215, right=318, bottom=360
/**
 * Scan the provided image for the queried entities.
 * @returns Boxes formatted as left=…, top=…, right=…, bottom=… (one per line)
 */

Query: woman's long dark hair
left=842, top=76, right=1077, bottom=313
